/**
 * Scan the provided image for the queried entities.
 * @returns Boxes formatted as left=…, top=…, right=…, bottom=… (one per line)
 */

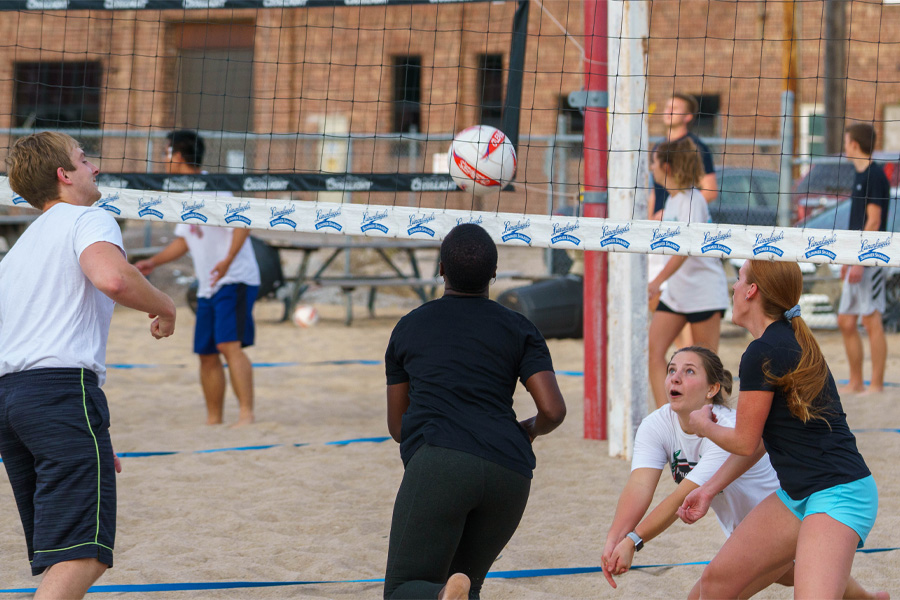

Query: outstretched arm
left=134, top=237, right=189, bottom=275
left=601, top=468, right=662, bottom=588
left=80, top=241, right=176, bottom=338
left=519, top=371, right=566, bottom=442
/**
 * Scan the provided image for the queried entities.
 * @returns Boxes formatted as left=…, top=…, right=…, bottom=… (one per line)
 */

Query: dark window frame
left=14, top=61, right=102, bottom=130
left=392, top=55, right=422, bottom=134
left=477, top=53, right=504, bottom=130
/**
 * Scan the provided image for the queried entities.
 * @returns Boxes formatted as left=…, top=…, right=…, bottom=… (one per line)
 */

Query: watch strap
left=626, top=531, right=644, bottom=552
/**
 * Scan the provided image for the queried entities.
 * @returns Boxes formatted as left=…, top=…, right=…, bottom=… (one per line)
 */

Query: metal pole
left=582, top=0, right=609, bottom=441
left=778, top=91, right=795, bottom=227
left=824, top=0, right=847, bottom=154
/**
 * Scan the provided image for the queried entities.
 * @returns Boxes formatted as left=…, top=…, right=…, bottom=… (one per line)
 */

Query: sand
left=1, top=256, right=899, bottom=598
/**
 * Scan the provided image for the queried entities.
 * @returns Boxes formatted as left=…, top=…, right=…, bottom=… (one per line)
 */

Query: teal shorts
left=776, top=475, right=878, bottom=548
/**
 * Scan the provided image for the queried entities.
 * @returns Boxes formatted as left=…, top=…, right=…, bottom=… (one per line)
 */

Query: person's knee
left=215, top=341, right=242, bottom=356
left=198, top=353, right=220, bottom=366
left=698, top=563, right=730, bottom=597
left=861, top=312, right=884, bottom=332
left=838, top=314, right=859, bottom=333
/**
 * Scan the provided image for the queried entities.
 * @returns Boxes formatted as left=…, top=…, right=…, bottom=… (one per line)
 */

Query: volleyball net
left=1, top=1, right=898, bottom=267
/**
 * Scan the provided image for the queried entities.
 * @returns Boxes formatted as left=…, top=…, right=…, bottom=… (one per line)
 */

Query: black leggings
left=383, top=444, right=532, bottom=600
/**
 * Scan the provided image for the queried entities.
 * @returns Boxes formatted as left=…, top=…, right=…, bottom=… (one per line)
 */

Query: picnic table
left=257, top=232, right=444, bottom=324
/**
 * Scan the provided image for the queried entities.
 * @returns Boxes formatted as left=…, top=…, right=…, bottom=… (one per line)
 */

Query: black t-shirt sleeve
left=692, top=135, right=716, bottom=175
left=738, top=339, right=775, bottom=392
left=517, top=320, right=554, bottom=385
left=868, top=168, right=891, bottom=215
left=384, top=326, right=410, bottom=385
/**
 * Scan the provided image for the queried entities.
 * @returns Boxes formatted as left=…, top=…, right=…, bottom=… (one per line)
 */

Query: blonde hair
left=6, top=132, right=78, bottom=210
left=655, top=137, right=703, bottom=190
left=746, top=260, right=830, bottom=422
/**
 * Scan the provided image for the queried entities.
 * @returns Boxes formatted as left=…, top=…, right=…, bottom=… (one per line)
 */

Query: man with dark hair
left=136, top=130, right=260, bottom=426
left=166, top=129, right=205, bottom=167
left=838, top=122, right=890, bottom=394
left=0, top=132, right=176, bottom=598
left=650, top=93, right=718, bottom=219
left=383, top=223, right=566, bottom=599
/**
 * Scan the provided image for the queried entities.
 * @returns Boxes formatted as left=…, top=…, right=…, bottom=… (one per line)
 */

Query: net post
left=582, top=0, right=609, bottom=442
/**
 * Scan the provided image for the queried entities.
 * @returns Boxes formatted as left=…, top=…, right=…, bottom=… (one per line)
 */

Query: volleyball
left=448, top=125, right=517, bottom=196
left=292, top=304, right=319, bottom=328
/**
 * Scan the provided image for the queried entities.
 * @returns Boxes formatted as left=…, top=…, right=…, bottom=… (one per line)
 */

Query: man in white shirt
left=136, top=131, right=260, bottom=427
left=0, top=132, right=176, bottom=598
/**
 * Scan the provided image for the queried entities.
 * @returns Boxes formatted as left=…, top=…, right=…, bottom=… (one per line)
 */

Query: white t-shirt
left=658, top=188, right=730, bottom=313
left=174, top=224, right=261, bottom=298
left=0, top=204, right=124, bottom=386
left=631, top=404, right=780, bottom=536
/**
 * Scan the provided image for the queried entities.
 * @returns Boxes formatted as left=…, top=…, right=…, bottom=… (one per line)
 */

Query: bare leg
left=674, top=323, right=694, bottom=349
left=218, top=341, right=254, bottom=426
left=648, top=311, right=688, bottom=408
left=861, top=311, right=886, bottom=393
left=438, top=573, right=471, bottom=600
left=199, top=353, right=226, bottom=425
left=689, top=312, right=723, bottom=353
left=698, top=494, right=800, bottom=598
left=838, top=314, right=866, bottom=393
left=794, top=513, right=860, bottom=598
left=35, top=558, right=107, bottom=600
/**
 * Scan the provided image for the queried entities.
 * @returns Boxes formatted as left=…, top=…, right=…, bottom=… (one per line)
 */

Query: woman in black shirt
left=383, top=224, right=566, bottom=600
left=677, top=259, right=880, bottom=599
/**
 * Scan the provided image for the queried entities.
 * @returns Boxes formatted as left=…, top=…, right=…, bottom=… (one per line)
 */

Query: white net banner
left=2, top=177, right=895, bottom=268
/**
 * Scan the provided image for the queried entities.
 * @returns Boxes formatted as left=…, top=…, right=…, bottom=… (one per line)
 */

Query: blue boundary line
left=2, top=549, right=897, bottom=594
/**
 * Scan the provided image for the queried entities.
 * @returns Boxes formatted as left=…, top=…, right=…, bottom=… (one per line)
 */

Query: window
left=14, top=61, right=102, bottom=130
left=692, top=94, right=720, bottom=137
left=478, top=54, right=504, bottom=130
left=392, top=56, right=421, bottom=133
left=800, top=103, right=827, bottom=160
left=559, top=94, right=584, bottom=134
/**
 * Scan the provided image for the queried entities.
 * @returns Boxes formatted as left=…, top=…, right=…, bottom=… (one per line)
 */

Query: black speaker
left=497, top=275, right=583, bottom=339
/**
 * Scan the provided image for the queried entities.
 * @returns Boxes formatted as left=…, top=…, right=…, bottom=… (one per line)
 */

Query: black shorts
left=656, top=300, right=725, bottom=324
left=0, top=368, right=116, bottom=575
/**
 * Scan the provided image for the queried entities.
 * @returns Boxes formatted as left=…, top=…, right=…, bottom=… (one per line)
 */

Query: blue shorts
left=194, top=283, right=258, bottom=355
left=0, top=368, right=116, bottom=575
left=776, top=475, right=878, bottom=548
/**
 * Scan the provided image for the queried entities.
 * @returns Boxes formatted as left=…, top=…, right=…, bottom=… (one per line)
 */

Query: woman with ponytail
left=677, top=260, right=882, bottom=599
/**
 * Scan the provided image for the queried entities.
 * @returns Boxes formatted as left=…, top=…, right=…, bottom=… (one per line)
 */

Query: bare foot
left=206, top=417, right=224, bottom=425
left=873, top=591, right=891, bottom=600
left=230, top=415, right=255, bottom=428
left=861, top=386, right=885, bottom=396
left=838, top=384, right=866, bottom=396
left=438, top=573, right=470, bottom=600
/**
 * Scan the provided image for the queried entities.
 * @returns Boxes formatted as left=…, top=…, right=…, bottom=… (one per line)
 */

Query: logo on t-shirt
left=650, top=225, right=681, bottom=252
left=137, top=196, right=164, bottom=220
left=97, top=194, right=122, bottom=216
left=502, top=219, right=532, bottom=244
left=752, top=231, right=785, bottom=257
left=224, top=201, right=252, bottom=226
left=269, top=204, right=297, bottom=229
left=315, top=208, right=343, bottom=232
left=407, top=213, right=437, bottom=237
left=600, top=223, right=631, bottom=249
left=700, top=229, right=733, bottom=255
left=804, top=234, right=837, bottom=260
left=551, top=221, right=581, bottom=246
left=858, top=236, right=891, bottom=263
left=670, top=449, right=696, bottom=484
left=360, top=209, right=390, bottom=234
left=181, top=200, right=208, bottom=223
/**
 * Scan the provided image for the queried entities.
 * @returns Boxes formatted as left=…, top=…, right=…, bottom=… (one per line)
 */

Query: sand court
left=1, top=295, right=899, bottom=598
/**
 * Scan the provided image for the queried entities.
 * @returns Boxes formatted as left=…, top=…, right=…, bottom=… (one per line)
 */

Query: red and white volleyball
left=292, top=304, right=319, bottom=328
left=448, top=125, right=517, bottom=196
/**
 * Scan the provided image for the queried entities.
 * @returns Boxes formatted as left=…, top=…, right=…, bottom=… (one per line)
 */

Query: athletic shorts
left=194, top=283, right=259, bottom=355
left=0, top=368, right=116, bottom=575
left=776, top=475, right=878, bottom=548
left=656, top=300, right=725, bottom=324
left=838, top=267, right=886, bottom=317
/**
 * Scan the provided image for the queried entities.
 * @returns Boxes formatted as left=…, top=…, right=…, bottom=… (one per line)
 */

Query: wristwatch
left=626, top=531, right=644, bottom=552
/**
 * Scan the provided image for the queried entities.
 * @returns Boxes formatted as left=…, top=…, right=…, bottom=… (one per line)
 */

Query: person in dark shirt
left=676, top=260, right=879, bottom=599
left=650, top=93, right=718, bottom=220
left=383, top=224, right=566, bottom=600
left=838, top=123, right=891, bottom=394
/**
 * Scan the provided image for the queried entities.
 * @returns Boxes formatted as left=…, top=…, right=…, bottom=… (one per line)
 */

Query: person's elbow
left=731, top=438, right=760, bottom=456
left=93, top=270, right=131, bottom=300
left=542, top=400, right=567, bottom=426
